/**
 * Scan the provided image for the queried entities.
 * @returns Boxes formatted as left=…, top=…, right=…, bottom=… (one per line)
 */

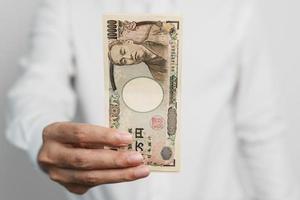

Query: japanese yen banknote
left=103, top=15, right=181, bottom=171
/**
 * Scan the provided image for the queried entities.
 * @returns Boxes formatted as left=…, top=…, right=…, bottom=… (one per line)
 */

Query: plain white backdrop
left=0, top=0, right=299, bottom=199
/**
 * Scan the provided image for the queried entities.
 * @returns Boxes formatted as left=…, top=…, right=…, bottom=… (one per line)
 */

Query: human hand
left=38, top=122, right=150, bottom=194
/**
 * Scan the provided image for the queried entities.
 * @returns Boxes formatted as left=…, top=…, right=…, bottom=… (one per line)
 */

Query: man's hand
left=38, top=122, right=150, bottom=195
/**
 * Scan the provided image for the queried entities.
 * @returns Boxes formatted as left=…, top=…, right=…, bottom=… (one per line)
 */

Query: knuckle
left=42, top=125, right=52, bottom=140
left=114, top=152, right=127, bottom=167
left=55, top=122, right=70, bottom=132
left=48, top=169, right=60, bottom=182
left=38, top=149, right=52, bottom=165
left=113, top=137, right=122, bottom=146
left=71, top=153, right=88, bottom=169
left=110, top=133, right=122, bottom=146
left=42, top=122, right=61, bottom=141
left=72, top=126, right=87, bottom=143
left=103, top=129, right=119, bottom=145
left=122, top=170, right=136, bottom=182
left=83, top=173, right=98, bottom=186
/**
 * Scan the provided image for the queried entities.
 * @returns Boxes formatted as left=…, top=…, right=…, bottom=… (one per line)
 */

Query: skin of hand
left=37, top=122, right=150, bottom=195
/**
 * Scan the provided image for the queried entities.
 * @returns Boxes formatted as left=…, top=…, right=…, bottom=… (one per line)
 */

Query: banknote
left=103, top=15, right=181, bottom=171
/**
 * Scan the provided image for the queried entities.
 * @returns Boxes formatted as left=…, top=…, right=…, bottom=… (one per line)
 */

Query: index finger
left=45, top=122, right=132, bottom=147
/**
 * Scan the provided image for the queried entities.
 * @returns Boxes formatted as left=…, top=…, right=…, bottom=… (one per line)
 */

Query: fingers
left=40, top=122, right=150, bottom=195
left=43, top=122, right=132, bottom=147
left=48, top=165, right=150, bottom=187
left=39, top=142, right=144, bottom=170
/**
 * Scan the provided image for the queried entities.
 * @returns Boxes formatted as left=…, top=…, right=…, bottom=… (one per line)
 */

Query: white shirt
left=5, top=0, right=299, bottom=199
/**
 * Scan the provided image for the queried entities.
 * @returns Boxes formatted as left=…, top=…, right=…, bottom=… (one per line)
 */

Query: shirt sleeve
left=234, top=1, right=299, bottom=199
left=5, top=0, right=76, bottom=170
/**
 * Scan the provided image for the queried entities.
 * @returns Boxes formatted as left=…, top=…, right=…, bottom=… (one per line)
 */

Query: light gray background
left=0, top=0, right=299, bottom=200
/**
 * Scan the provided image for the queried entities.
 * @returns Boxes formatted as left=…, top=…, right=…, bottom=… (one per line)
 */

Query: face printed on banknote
left=103, top=15, right=181, bottom=171
left=108, top=20, right=175, bottom=82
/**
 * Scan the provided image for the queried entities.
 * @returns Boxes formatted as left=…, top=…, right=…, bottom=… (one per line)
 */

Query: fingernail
left=134, top=166, right=150, bottom=178
left=127, top=152, right=144, bottom=164
left=117, top=131, right=132, bottom=143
